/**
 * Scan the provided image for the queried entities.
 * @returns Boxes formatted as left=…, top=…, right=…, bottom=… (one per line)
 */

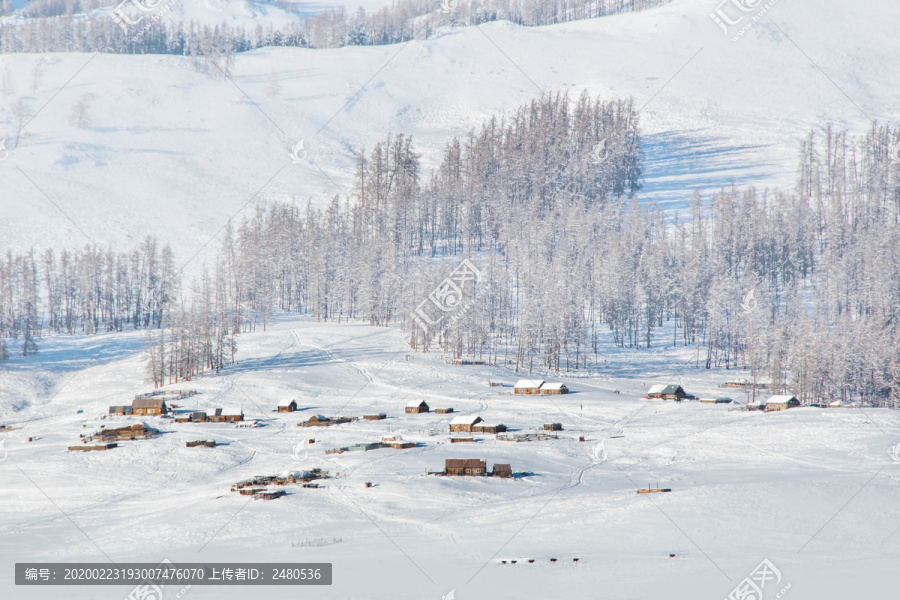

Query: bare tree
left=267, top=67, right=280, bottom=99
left=2, top=65, right=13, bottom=96
left=31, top=57, right=45, bottom=94
left=70, top=93, right=97, bottom=129
left=12, top=99, right=26, bottom=148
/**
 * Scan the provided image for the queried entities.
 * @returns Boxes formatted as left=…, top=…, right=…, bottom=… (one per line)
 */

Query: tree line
left=2, top=91, right=898, bottom=406
left=0, top=0, right=672, bottom=55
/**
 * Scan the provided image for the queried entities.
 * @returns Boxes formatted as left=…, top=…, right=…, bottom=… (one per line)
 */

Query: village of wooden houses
left=62, top=371, right=834, bottom=497
left=3, top=310, right=898, bottom=600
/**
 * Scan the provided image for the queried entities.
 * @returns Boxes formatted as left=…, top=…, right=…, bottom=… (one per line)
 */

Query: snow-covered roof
left=206, top=408, right=222, bottom=417
left=766, top=395, right=797, bottom=404
left=542, top=382, right=567, bottom=390
left=223, top=407, right=243, bottom=416
left=277, top=399, right=296, bottom=407
left=450, top=414, right=483, bottom=426
left=514, top=379, right=544, bottom=388
left=648, top=384, right=684, bottom=395
left=406, top=400, right=428, bottom=408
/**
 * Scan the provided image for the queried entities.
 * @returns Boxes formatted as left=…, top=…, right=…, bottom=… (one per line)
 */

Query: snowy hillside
left=1, top=0, right=897, bottom=267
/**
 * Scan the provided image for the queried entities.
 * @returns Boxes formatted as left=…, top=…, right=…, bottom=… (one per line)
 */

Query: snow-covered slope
left=2, top=0, right=897, bottom=266
left=1, top=315, right=899, bottom=599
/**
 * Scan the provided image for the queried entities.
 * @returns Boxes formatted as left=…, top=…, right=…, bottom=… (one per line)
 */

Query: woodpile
left=327, top=440, right=415, bottom=454
left=298, top=415, right=356, bottom=427
left=498, top=432, right=558, bottom=442
left=82, top=423, right=159, bottom=443
left=230, top=469, right=328, bottom=492
left=68, top=443, right=117, bottom=451
left=254, top=490, right=287, bottom=500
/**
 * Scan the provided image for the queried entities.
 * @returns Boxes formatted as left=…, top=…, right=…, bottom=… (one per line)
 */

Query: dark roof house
left=445, top=458, right=487, bottom=476
left=132, top=399, right=168, bottom=415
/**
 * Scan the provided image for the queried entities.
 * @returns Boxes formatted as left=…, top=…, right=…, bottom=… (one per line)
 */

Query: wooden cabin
left=222, top=407, right=243, bottom=422
left=646, top=384, right=687, bottom=400
left=108, top=405, right=133, bottom=416
left=277, top=399, right=297, bottom=413
left=406, top=400, right=430, bottom=414
left=206, top=408, right=224, bottom=422
left=186, top=440, right=216, bottom=448
left=449, top=415, right=483, bottom=433
left=540, top=383, right=569, bottom=395
left=445, top=458, right=487, bottom=476
left=472, top=423, right=507, bottom=434
left=514, top=379, right=545, bottom=395
left=544, top=423, right=563, bottom=431
left=492, top=464, right=512, bottom=478
left=132, top=398, right=168, bottom=416
left=765, top=395, right=800, bottom=411
left=180, top=411, right=206, bottom=422
left=391, top=442, right=415, bottom=449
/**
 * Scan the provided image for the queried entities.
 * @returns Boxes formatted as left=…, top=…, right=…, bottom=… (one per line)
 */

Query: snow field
left=1, top=315, right=899, bottom=598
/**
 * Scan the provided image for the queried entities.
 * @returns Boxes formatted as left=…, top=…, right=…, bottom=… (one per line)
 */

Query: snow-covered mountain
left=2, top=3, right=900, bottom=599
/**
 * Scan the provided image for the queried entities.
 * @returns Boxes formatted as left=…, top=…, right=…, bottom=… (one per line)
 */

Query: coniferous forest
left=2, top=92, right=899, bottom=407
